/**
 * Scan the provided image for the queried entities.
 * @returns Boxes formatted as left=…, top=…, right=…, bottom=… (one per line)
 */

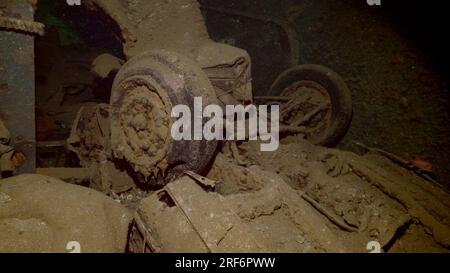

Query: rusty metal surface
left=0, top=0, right=36, bottom=173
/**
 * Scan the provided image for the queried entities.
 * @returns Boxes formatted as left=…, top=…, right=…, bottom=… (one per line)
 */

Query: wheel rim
left=111, top=75, right=173, bottom=179
left=280, top=80, right=332, bottom=142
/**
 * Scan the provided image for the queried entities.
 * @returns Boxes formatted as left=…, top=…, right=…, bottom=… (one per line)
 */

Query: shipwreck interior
left=0, top=0, right=449, bottom=254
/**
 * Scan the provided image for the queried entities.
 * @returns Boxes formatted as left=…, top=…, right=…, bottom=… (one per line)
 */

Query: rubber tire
left=269, top=64, right=353, bottom=146
left=111, top=50, right=219, bottom=185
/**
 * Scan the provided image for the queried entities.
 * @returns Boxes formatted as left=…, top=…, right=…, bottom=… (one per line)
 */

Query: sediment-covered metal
left=111, top=50, right=219, bottom=184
